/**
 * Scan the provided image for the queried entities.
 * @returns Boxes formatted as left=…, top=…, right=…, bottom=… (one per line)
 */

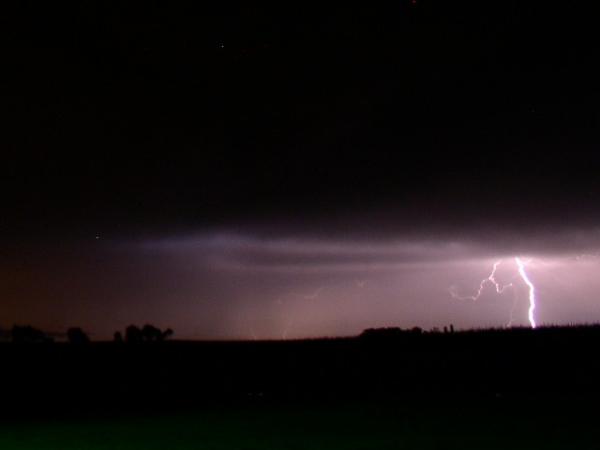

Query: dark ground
left=2, top=398, right=599, bottom=449
left=2, top=326, right=600, bottom=448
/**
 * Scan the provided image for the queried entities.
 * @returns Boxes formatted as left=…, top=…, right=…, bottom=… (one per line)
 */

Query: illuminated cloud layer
left=3, top=226, right=600, bottom=340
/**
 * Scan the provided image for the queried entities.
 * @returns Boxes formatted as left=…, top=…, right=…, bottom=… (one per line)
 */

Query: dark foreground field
left=1, top=397, right=599, bottom=449
left=2, top=326, right=600, bottom=449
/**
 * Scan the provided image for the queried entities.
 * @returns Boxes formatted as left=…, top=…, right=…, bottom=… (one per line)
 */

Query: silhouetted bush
left=11, top=325, right=52, bottom=344
left=359, top=327, right=406, bottom=339
left=67, top=327, right=90, bottom=344
left=114, top=331, right=123, bottom=343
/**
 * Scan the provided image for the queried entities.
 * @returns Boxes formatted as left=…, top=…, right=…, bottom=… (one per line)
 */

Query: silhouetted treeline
left=1, top=324, right=173, bottom=344
left=360, top=326, right=424, bottom=340
left=11, top=325, right=53, bottom=344
left=9, top=326, right=90, bottom=344
left=120, top=324, right=174, bottom=343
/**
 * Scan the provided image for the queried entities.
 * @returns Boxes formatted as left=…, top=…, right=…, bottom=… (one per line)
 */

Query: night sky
left=2, top=1, right=600, bottom=339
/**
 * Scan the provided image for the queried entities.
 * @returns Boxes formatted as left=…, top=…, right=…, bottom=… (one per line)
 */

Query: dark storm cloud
left=3, top=0, right=600, bottom=235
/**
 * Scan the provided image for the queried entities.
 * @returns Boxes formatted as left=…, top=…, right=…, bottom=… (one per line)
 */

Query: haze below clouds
left=3, top=217, right=600, bottom=340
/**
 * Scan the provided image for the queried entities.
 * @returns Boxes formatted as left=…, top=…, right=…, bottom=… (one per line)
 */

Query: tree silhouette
left=125, top=325, right=143, bottom=343
left=67, top=327, right=90, bottom=344
left=114, top=331, right=124, bottom=343
left=142, top=325, right=174, bottom=342
left=142, top=324, right=163, bottom=342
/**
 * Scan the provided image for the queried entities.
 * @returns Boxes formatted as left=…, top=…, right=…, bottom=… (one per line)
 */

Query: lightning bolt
left=301, top=287, right=323, bottom=300
left=450, top=258, right=538, bottom=329
left=249, top=327, right=258, bottom=341
left=281, top=317, right=295, bottom=340
left=515, top=257, right=536, bottom=329
left=449, top=260, right=512, bottom=301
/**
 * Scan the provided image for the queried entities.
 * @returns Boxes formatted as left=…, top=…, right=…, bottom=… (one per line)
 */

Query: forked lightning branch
left=450, top=258, right=537, bottom=328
